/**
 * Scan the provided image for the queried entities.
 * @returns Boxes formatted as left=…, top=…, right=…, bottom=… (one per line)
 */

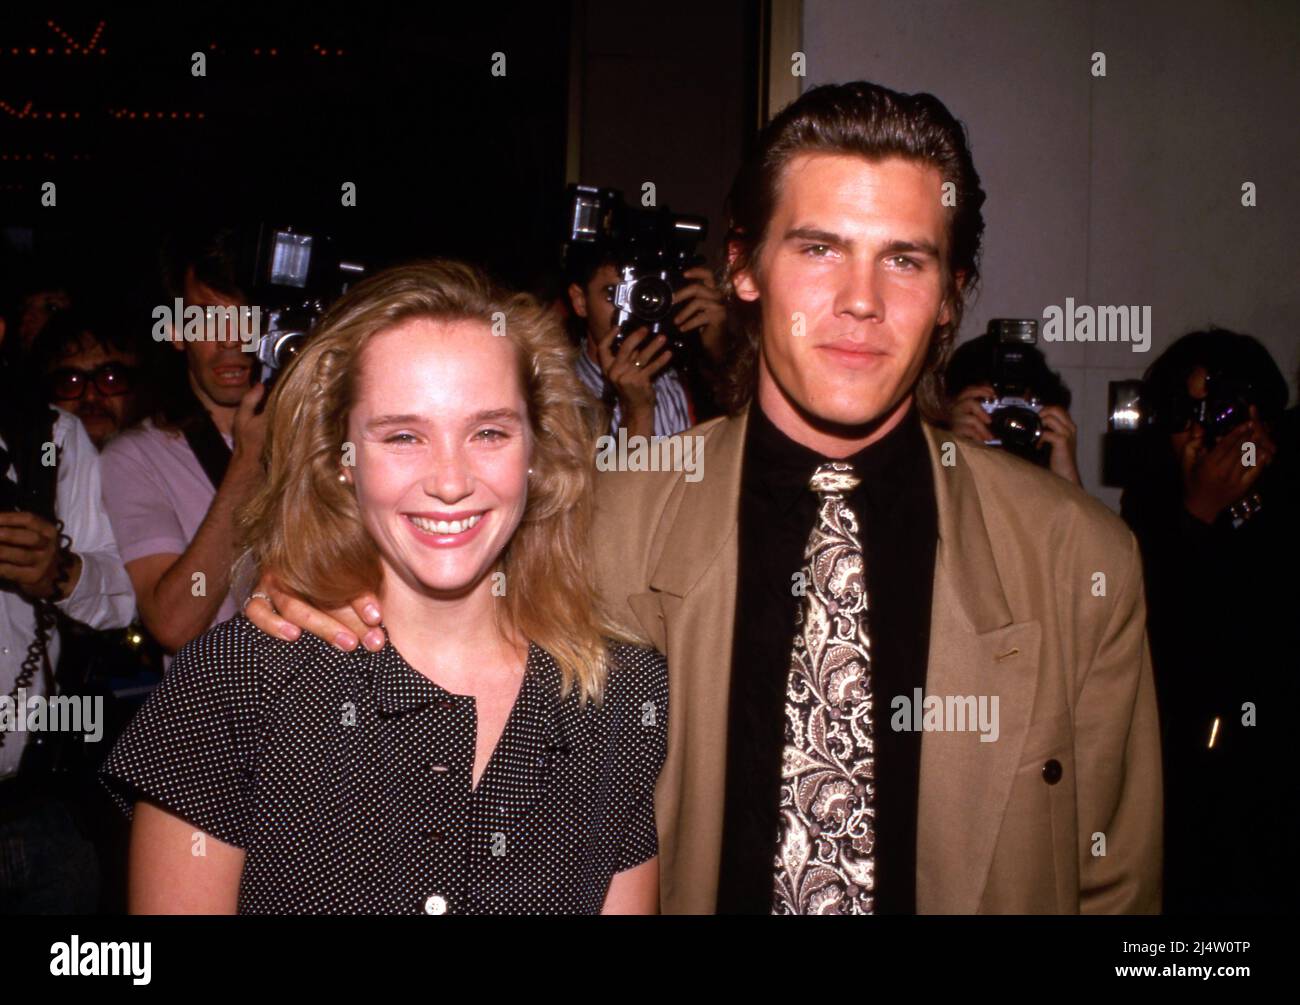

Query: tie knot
left=810, top=461, right=859, bottom=495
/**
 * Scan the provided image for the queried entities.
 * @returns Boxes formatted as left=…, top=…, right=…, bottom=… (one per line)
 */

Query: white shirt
left=1, top=407, right=136, bottom=778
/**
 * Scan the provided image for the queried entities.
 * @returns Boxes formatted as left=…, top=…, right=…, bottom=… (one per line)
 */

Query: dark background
left=0, top=2, right=756, bottom=307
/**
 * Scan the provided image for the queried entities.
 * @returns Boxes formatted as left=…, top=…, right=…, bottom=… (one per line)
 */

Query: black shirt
left=100, top=612, right=669, bottom=915
left=716, top=403, right=938, bottom=914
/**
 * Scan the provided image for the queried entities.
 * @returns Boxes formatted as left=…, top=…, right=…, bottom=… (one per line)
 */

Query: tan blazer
left=593, top=407, right=1162, bottom=914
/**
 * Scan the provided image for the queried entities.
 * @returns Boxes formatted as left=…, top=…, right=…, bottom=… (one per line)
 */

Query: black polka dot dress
left=99, top=612, right=669, bottom=915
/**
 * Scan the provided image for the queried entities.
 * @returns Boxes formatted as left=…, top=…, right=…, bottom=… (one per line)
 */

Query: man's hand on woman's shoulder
left=242, top=570, right=387, bottom=652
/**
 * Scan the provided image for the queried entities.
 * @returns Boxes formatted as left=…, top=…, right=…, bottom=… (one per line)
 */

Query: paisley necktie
left=772, top=461, right=877, bottom=915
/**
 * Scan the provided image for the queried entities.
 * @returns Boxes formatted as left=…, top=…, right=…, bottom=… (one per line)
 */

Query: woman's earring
left=527, top=467, right=534, bottom=476
left=339, top=472, right=349, bottom=484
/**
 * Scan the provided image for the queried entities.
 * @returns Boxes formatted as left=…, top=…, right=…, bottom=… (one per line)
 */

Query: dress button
left=1042, top=759, right=1063, bottom=785
left=423, top=894, right=448, bottom=915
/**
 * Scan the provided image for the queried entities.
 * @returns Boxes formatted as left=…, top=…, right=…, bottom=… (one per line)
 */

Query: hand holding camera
left=595, top=320, right=671, bottom=436
left=1181, top=405, right=1275, bottom=524
left=1037, top=405, right=1080, bottom=485
left=229, top=381, right=270, bottom=481
left=672, top=266, right=727, bottom=363
left=951, top=380, right=1081, bottom=485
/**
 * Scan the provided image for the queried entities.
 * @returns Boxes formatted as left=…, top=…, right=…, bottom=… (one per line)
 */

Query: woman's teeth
left=408, top=513, right=482, bottom=535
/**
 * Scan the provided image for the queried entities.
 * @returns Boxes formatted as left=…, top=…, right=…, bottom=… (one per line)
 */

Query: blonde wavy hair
left=235, top=258, right=628, bottom=703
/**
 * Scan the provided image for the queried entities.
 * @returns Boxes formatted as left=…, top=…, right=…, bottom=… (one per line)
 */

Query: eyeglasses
left=48, top=363, right=137, bottom=400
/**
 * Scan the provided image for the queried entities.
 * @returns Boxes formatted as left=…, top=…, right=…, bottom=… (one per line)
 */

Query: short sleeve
left=99, top=433, right=188, bottom=564
left=612, top=644, right=670, bottom=873
left=98, top=617, right=260, bottom=849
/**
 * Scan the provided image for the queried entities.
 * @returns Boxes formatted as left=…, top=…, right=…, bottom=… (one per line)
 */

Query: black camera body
left=565, top=185, right=707, bottom=356
left=1109, top=370, right=1256, bottom=448
left=981, top=319, right=1044, bottom=457
left=1192, top=372, right=1256, bottom=448
left=244, top=225, right=365, bottom=389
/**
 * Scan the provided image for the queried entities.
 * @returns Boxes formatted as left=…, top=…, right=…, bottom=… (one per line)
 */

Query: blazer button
left=1042, top=759, right=1063, bottom=785
left=423, top=894, right=448, bottom=915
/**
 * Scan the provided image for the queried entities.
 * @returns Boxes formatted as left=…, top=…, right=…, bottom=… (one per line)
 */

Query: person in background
left=565, top=245, right=727, bottom=440
left=33, top=307, right=149, bottom=451
left=1120, top=327, right=1292, bottom=914
left=98, top=227, right=268, bottom=663
left=945, top=331, right=1082, bottom=486
left=0, top=310, right=136, bottom=912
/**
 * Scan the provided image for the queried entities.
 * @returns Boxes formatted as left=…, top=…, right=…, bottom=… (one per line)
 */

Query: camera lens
left=273, top=331, right=308, bottom=369
left=629, top=277, right=674, bottom=321
left=992, top=405, right=1042, bottom=451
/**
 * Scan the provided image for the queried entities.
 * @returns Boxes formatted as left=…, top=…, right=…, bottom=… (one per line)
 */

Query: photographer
left=1120, top=327, right=1293, bottom=914
left=33, top=306, right=149, bottom=451
left=0, top=316, right=136, bottom=912
left=945, top=329, right=1082, bottom=486
left=99, top=228, right=268, bottom=664
left=565, top=244, right=727, bottom=441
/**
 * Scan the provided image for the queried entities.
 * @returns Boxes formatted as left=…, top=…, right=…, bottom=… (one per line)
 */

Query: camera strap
left=181, top=411, right=233, bottom=491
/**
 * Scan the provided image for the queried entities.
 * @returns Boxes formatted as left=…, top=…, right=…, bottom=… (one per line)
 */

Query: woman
left=100, top=260, right=668, bottom=914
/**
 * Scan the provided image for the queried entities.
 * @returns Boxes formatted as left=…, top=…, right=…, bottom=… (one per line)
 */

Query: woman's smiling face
left=344, top=317, right=532, bottom=602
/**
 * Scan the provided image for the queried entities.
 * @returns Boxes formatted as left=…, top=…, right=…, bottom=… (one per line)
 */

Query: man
left=34, top=307, right=148, bottom=450
left=99, top=228, right=268, bottom=662
left=0, top=314, right=136, bottom=910
left=566, top=246, right=727, bottom=440
left=247, top=82, right=1161, bottom=914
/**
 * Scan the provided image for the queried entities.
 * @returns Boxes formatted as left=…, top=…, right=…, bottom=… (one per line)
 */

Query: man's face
left=345, top=318, right=532, bottom=606
left=19, top=288, right=71, bottom=350
left=734, top=153, right=955, bottom=435
left=47, top=333, right=141, bottom=449
left=174, top=270, right=255, bottom=409
left=568, top=263, right=621, bottom=346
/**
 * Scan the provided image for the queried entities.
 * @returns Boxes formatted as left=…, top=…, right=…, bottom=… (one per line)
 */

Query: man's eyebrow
left=782, top=227, right=942, bottom=259
left=880, top=238, right=941, bottom=258
left=783, top=226, right=848, bottom=246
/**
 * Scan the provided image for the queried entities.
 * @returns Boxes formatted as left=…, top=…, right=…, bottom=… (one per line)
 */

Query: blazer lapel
left=915, top=424, right=1042, bottom=914
left=628, top=411, right=748, bottom=912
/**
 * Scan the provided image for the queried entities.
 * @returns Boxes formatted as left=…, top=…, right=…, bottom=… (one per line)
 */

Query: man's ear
left=728, top=239, right=761, bottom=303
left=567, top=281, right=588, bottom=319
left=937, top=269, right=968, bottom=328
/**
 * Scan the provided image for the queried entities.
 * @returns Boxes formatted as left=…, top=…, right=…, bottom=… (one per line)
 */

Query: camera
left=1108, top=370, right=1256, bottom=448
left=981, top=319, right=1044, bottom=457
left=1191, top=373, right=1256, bottom=448
left=243, top=225, right=365, bottom=389
left=564, top=184, right=707, bottom=356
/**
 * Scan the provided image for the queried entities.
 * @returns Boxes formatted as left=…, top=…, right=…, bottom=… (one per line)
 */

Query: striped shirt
left=575, top=345, right=694, bottom=438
